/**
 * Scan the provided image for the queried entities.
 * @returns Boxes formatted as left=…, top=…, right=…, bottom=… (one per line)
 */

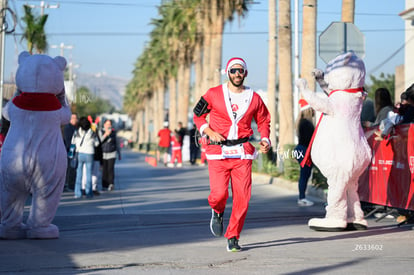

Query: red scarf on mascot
left=12, top=92, right=62, bottom=111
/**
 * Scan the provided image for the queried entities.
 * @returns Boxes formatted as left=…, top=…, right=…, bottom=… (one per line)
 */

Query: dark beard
left=229, top=76, right=244, bottom=87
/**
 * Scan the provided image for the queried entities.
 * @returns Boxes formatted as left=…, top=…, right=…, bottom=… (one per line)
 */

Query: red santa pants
left=171, top=149, right=182, bottom=164
left=207, top=158, right=252, bottom=240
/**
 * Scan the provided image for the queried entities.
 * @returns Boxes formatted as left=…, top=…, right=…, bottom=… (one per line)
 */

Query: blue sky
left=4, top=0, right=406, bottom=91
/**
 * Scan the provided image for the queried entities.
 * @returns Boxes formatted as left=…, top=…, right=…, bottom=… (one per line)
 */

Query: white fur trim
left=261, top=137, right=271, bottom=147
left=206, top=153, right=257, bottom=160
left=222, top=84, right=253, bottom=140
left=199, top=123, right=209, bottom=135
left=225, top=57, right=248, bottom=77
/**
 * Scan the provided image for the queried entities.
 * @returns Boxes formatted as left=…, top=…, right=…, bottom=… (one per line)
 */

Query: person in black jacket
left=99, top=119, right=121, bottom=191
left=189, top=124, right=199, bottom=165
left=63, top=113, right=78, bottom=191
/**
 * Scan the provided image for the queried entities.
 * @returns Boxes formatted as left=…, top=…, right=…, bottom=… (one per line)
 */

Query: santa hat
left=221, top=57, right=248, bottom=77
left=298, top=98, right=311, bottom=111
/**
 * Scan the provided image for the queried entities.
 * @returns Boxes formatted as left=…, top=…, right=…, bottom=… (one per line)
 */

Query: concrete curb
left=252, top=172, right=327, bottom=202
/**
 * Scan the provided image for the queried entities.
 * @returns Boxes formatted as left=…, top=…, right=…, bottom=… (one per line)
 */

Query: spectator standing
left=399, top=91, right=409, bottom=106
left=198, top=137, right=208, bottom=166
left=175, top=121, right=187, bottom=146
left=374, top=88, right=394, bottom=123
left=72, top=117, right=96, bottom=199
left=82, top=119, right=103, bottom=195
left=294, top=99, right=315, bottom=206
left=0, top=116, right=10, bottom=154
left=0, top=100, right=10, bottom=217
left=157, top=122, right=171, bottom=166
left=0, top=99, right=10, bottom=152
left=375, top=85, right=414, bottom=139
left=168, top=132, right=183, bottom=167
left=100, top=119, right=121, bottom=191
left=193, top=57, right=271, bottom=252
left=360, top=97, right=376, bottom=127
left=189, top=124, right=199, bottom=165
left=63, top=113, right=78, bottom=191
left=364, top=88, right=394, bottom=128
left=199, top=143, right=207, bottom=166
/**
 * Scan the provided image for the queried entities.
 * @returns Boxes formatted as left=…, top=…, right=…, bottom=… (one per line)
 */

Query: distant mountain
left=75, top=72, right=129, bottom=110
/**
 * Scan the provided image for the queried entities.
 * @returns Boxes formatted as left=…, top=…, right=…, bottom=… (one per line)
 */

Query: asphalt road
left=0, top=149, right=413, bottom=274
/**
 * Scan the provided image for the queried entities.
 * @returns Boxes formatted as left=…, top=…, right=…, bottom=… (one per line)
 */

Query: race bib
left=222, top=144, right=244, bottom=159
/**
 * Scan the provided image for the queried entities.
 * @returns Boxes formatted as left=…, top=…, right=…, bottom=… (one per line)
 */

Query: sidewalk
left=252, top=172, right=327, bottom=202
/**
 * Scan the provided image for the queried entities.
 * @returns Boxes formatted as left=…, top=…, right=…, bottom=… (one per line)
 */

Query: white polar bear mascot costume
left=0, top=51, right=71, bottom=239
left=296, top=51, right=372, bottom=231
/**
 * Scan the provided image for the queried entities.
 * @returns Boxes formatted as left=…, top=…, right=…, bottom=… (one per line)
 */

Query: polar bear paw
left=311, top=68, right=324, bottom=80
left=295, top=78, right=308, bottom=92
left=27, top=224, right=59, bottom=239
left=308, top=218, right=347, bottom=232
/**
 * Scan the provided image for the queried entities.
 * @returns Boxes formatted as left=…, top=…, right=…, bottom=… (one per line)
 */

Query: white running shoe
left=298, top=198, right=314, bottom=207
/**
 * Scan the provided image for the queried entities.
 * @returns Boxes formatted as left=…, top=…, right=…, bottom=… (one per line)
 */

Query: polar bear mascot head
left=16, top=51, right=66, bottom=94
left=325, top=51, right=365, bottom=91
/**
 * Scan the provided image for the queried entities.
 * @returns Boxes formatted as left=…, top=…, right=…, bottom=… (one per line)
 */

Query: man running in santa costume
left=193, top=57, right=271, bottom=252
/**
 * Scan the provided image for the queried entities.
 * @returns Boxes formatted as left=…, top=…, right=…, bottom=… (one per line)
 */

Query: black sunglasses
left=229, top=68, right=245, bottom=74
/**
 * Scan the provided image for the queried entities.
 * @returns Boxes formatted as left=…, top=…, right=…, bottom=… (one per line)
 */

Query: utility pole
left=50, top=42, right=76, bottom=102
left=50, top=42, right=73, bottom=57
left=293, top=0, right=299, bottom=122
left=27, top=1, right=59, bottom=16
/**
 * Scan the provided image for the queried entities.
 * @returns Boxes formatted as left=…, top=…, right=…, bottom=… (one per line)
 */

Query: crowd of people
left=62, top=114, right=121, bottom=199
left=156, top=121, right=207, bottom=167
left=361, top=84, right=414, bottom=138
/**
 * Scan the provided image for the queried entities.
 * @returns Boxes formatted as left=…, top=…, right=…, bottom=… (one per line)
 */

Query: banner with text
left=358, top=123, right=414, bottom=210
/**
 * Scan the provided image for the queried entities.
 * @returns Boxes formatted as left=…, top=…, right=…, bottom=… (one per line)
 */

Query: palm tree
left=150, top=4, right=177, bottom=129
left=341, top=0, right=355, bottom=23
left=172, top=0, right=198, bottom=126
left=207, top=1, right=249, bottom=87
left=21, top=5, right=48, bottom=54
left=278, top=0, right=294, bottom=161
left=267, top=0, right=278, bottom=150
left=301, top=0, right=317, bottom=92
left=124, top=0, right=253, bottom=148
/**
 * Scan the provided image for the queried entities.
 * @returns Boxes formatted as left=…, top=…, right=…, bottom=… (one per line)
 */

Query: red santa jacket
left=170, top=134, right=181, bottom=151
left=193, top=84, right=271, bottom=160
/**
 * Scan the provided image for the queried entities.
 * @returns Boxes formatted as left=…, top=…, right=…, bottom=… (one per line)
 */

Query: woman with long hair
left=72, top=117, right=97, bottom=198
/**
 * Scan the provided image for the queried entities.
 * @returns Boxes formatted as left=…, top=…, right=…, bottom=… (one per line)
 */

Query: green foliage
left=252, top=143, right=281, bottom=177
left=255, top=143, right=327, bottom=190
left=366, top=73, right=395, bottom=100
left=281, top=144, right=300, bottom=182
left=21, top=5, right=48, bottom=54
left=311, top=165, right=328, bottom=190
left=73, top=86, right=116, bottom=118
